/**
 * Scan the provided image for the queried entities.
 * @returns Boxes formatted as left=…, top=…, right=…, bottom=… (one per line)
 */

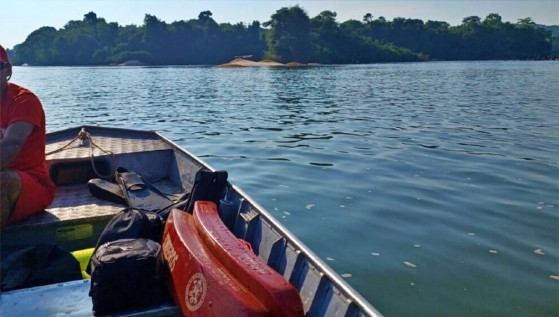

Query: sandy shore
left=217, top=58, right=316, bottom=68
left=118, top=59, right=147, bottom=66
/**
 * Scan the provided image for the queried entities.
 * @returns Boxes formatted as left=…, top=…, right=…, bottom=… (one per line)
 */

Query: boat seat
left=0, top=279, right=181, bottom=317
left=2, top=128, right=191, bottom=252
left=1, top=179, right=182, bottom=252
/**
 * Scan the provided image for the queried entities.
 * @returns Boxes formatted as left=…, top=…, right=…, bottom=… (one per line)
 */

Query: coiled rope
left=46, top=128, right=117, bottom=179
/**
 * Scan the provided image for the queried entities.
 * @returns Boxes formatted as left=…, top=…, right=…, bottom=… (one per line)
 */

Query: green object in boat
left=71, top=248, right=95, bottom=279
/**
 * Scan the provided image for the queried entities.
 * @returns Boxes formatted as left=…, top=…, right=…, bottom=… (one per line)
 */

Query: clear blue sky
left=2, top=0, right=558, bottom=49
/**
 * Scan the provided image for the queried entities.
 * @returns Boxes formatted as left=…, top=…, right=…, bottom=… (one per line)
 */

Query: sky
left=2, top=0, right=558, bottom=49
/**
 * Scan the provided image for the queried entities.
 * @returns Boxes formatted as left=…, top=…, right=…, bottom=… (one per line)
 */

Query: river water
left=11, top=61, right=559, bottom=317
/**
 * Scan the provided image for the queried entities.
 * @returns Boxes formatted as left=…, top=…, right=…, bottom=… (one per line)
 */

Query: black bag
left=89, top=238, right=168, bottom=316
left=86, top=208, right=164, bottom=275
left=97, top=208, right=163, bottom=245
left=184, top=169, right=229, bottom=214
left=1, top=244, right=82, bottom=291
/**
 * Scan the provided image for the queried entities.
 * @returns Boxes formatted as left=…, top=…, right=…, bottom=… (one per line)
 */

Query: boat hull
left=0, top=126, right=383, bottom=317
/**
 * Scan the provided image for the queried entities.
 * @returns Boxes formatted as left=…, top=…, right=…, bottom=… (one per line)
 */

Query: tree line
left=7, top=6, right=555, bottom=66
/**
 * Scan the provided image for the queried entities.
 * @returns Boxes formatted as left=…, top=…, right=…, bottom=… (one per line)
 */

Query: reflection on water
left=12, top=61, right=559, bottom=317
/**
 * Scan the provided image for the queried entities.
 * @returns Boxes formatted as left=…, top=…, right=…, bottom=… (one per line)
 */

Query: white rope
left=46, top=128, right=117, bottom=179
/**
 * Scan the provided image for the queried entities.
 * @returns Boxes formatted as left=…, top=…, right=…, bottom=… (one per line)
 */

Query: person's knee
left=0, top=169, right=22, bottom=226
left=0, top=169, right=22, bottom=200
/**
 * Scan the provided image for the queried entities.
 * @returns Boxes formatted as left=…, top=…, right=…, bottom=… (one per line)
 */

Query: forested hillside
left=538, top=24, right=559, bottom=56
left=6, top=6, right=555, bottom=66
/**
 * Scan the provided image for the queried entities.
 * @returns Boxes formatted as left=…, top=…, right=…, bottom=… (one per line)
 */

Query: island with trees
left=6, top=5, right=556, bottom=66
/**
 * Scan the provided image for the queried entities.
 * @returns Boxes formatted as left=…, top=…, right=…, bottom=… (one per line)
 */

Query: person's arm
left=0, top=121, right=35, bottom=169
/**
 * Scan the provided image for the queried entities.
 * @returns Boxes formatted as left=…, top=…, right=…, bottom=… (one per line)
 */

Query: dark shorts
left=8, top=170, right=55, bottom=224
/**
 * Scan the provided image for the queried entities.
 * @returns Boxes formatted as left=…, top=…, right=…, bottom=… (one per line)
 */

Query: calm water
left=12, top=61, right=559, bottom=317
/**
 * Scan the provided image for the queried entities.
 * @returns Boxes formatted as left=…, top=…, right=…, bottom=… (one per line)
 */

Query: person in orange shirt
left=0, top=44, right=56, bottom=227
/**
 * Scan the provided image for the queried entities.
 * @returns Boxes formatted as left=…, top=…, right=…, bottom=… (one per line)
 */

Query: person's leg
left=0, top=169, right=22, bottom=227
left=5, top=171, right=55, bottom=226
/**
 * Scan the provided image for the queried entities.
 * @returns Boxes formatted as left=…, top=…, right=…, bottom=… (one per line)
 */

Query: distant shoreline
left=12, top=59, right=558, bottom=68
left=216, top=58, right=319, bottom=68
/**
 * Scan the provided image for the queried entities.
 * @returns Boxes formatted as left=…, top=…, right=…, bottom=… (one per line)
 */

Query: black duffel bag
left=86, top=208, right=164, bottom=276
left=88, top=238, right=168, bottom=316
left=1, top=243, right=82, bottom=291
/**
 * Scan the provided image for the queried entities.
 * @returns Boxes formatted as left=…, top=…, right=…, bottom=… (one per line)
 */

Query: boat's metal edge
left=231, top=184, right=384, bottom=317
left=154, top=130, right=384, bottom=317
left=154, top=130, right=218, bottom=172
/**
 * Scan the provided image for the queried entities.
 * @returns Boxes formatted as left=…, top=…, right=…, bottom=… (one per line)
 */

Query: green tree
left=9, top=8, right=554, bottom=65
left=263, top=5, right=312, bottom=63
left=310, top=11, right=344, bottom=63
left=12, top=26, right=57, bottom=65
left=517, top=17, right=536, bottom=27
left=83, top=11, right=99, bottom=24
left=483, top=13, right=503, bottom=28
left=462, top=16, right=481, bottom=25
left=142, top=14, right=167, bottom=64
